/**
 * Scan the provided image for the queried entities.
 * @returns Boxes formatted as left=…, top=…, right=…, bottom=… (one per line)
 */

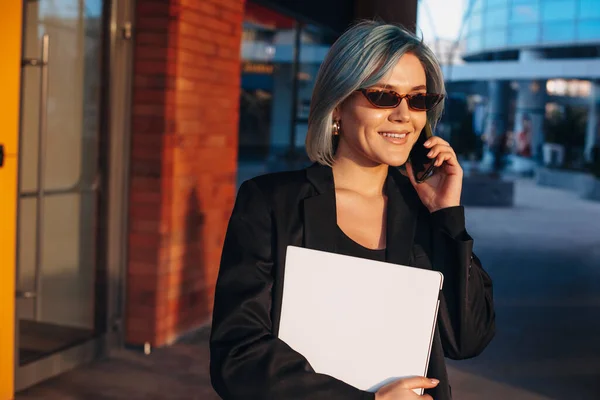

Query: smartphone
left=408, top=122, right=436, bottom=183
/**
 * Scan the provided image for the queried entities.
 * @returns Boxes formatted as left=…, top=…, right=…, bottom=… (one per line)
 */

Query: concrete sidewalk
left=17, top=179, right=600, bottom=399
left=447, top=179, right=600, bottom=400
left=16, top=328, right=219, bottom=400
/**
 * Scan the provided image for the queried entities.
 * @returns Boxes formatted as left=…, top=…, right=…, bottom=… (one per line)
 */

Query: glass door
left=15, top=0, right=107, bottom=390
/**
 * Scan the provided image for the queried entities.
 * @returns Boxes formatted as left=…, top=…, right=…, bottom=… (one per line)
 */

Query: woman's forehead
left=373, top=53, right=427, bottom=92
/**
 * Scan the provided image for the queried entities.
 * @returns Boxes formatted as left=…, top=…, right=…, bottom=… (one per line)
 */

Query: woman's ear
left=332, top=105, right=341, bottom=122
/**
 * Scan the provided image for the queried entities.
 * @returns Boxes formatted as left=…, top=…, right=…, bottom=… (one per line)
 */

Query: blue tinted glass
left=579, top=0, right=600, bottom=19
left=508, top=24, right=540, bottom=44
left=542, top=0, right=576, bottom=21
left=484, top=29, right=508, bottom=48
left=469, top=12, right=483, bottom=32
left=472, top=0, right=483, bottom=12
left=86, top=0, right=104, bottom=17
left=485, top=7, right=509, bottom=27
left=577, top=20, right=600, bottom=40
left=486, top=0, right=506, bottom=7
left=511, top=3, right=539, bottom=23
left=467, top=34, right=483, bottom=52
left=542, top=22, right=575, bottom=42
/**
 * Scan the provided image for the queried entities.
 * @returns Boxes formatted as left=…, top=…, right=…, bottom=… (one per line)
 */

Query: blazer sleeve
left=429, top=206, right=496, bottom=360
left=210, top=180, right=374, bottom=400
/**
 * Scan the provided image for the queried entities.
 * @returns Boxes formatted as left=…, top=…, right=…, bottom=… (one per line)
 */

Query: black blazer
left=210, top=163, right=495, bottom=400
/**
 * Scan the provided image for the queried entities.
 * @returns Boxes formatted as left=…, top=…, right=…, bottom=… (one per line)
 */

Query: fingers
left=423, top=137, right=461, bottom=169
left=434, top=150, right=457, bottom=167
left=425, top=143, right=455, bottom=159
left=376, top=377, right=438, bottom=400
left=396, top=376, right=440, bottom=390
left=423, top=137, right=453, bottom=158
left=423, top=135, right=449, bottom=148
left=425, top=144, right=456, bottom=168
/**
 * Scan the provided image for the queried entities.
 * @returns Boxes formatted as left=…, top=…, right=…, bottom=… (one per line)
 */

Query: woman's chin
left=377, top=153, right=410, bottom=168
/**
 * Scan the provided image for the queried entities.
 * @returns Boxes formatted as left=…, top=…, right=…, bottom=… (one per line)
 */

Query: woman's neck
left=332, top=155, right=388, bottom=198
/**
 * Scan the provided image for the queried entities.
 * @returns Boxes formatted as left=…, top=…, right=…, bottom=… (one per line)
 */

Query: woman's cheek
left=412, top=113, right=428, bottom=132
left=364, top=110, right=391, bottom=127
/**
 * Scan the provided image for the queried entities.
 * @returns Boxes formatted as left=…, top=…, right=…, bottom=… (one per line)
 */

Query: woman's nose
left=388, top=97, right=411, bottom=122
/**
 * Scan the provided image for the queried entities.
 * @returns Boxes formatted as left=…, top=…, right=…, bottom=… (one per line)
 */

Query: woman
left=210, top=21, right=495, bottom=400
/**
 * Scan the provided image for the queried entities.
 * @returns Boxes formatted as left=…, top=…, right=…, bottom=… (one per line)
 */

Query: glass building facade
left=447, top=0, right=600, bottom=169
left=465, top=0, right=600, bottom=54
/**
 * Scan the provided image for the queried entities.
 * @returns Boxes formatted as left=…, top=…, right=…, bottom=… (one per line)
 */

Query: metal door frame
left=14, top=0, right=135, bottom=391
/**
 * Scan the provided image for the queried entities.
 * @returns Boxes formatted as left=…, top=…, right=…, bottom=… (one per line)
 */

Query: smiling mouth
left=379, top=132, right=408, bottom=139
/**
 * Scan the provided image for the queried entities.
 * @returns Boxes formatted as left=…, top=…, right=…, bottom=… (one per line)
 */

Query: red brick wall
left=126, top=0, right=245, bottom=347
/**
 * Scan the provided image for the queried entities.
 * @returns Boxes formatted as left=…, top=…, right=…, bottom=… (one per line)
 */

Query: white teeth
left=380, top=132, right=407, bottom=139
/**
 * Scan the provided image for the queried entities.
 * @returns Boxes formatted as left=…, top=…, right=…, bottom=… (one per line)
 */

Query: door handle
left=32, top=33, right=50, bottom=321
left=20, top=33, right=50, bottom=321
left=16, top=290, right=37, bottom=299
left=0, top=144, right=4, bottom=167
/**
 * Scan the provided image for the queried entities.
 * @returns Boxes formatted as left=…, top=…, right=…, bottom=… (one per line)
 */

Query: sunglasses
left=358, top=89, right=444, bottom=111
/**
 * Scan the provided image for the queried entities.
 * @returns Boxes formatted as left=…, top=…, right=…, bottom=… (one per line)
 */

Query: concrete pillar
left=513, top=80, right=547, bottom=161
left=514, top=49, right=547, bottom=161
left=484, top=80, right=510, bottom=171
left=585, top=80, right=600, bottom=163
left=485, top=80, right=510, bottom=140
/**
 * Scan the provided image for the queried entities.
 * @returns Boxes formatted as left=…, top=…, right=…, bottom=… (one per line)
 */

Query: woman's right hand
left=374, top=376, right=439, bottom=400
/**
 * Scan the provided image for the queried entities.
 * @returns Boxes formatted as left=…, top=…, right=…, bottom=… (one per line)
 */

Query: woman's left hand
left=405, top=136, right=463, bottom=213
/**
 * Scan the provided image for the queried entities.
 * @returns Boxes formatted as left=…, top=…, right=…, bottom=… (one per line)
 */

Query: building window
left=542, top=22, right=575, bottom=42
left=510, top=3, right=539, bottom=24
left=541, top=0, right=576, bottom=22
left=484, top=7, right=509, bottom=28
left=486, top=0, right=506, bottom=8
left=467, top=34, right=483, bottom=52
left=577, top=20, right=600, bottom=41
left=239, top=2, right=294, bottom=162
left=508, top=24, right=539, bottom=45
left=468, top=11, right=483, bottom=32
left=547, top=79, right=592, bottom=98
left=484, top=29, right=508, bottom=48
left=579, top=0, right=600, bottom=19
left=238, top=1, right=335, bottom=169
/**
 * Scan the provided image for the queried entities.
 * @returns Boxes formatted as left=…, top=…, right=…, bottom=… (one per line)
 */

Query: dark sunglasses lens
left=366, top=91, right=399, bottom=107
left=408, top=94, right=441, bottom=111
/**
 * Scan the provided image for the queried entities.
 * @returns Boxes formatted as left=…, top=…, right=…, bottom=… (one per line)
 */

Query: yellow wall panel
left=0, top=0, right=22, bottom=398
left=0, top=3, right=22, bottom=156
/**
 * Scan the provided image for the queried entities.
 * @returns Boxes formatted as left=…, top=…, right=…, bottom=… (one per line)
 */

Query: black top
left=335, top=226, right=386, bottom=262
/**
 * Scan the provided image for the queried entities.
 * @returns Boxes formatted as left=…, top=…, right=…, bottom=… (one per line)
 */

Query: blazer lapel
left=386, top=167, right=420, bottom=267
left=303, top=163, right=337, bottom=253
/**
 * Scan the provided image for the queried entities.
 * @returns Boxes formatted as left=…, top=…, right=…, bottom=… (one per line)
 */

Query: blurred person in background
left=516, top=114, right=532, bottom=158
left=210, top=20, right=495, bottom=400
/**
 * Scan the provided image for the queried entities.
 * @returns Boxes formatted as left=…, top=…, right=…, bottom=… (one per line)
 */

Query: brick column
left=126, top=0, right=244, bottom=347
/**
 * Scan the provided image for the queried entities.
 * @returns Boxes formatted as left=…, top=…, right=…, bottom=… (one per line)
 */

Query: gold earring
left=332, top=120, right=341, bottom=135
